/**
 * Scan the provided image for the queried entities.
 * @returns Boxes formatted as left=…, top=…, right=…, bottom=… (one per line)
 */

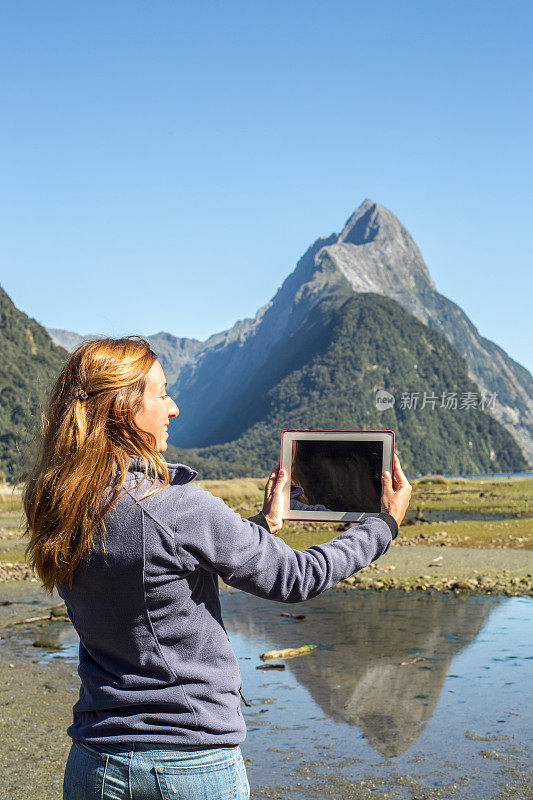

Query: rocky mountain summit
left=324, top=201, right=533, bottom=460
left=161, top=199, right=532, bottom=462
left=322, top=199, right=438, bottom=307
left=47, top=199, right=532, bottom=466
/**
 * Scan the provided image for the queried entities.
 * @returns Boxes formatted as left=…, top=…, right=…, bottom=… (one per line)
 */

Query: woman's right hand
left=262, top=467, right=289, bottom=534
left=381, top=453, right=412, bottom=528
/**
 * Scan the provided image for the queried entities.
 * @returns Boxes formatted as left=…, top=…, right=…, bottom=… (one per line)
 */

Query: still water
left=32, top=590, right=532, bottom=799
left=226, top=590, right=532, bottom=799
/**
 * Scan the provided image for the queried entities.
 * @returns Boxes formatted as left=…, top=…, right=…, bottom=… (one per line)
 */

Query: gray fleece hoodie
left=57, top=458, right=395, bottom=747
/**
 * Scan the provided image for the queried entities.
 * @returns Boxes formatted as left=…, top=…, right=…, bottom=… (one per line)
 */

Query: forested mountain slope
left=166, top=294, right=528, bottom=478
left=0, top=286, right=67, bottom=479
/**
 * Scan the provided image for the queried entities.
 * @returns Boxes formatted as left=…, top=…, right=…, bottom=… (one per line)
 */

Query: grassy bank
left=197, top=474, right=532, bottom=552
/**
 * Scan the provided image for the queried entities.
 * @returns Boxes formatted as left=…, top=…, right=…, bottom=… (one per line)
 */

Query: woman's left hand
left=262, top=467, right=288, bottom=534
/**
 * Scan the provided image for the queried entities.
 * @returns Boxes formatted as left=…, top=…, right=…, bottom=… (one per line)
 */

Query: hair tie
left=76, top=389, right=89, bottom=401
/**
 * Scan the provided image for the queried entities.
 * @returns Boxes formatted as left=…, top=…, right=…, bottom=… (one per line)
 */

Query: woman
left=24, top=336, right=411, bottom=800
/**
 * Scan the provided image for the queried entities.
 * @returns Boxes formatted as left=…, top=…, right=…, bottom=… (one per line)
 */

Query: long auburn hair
left=24, top=336, right=170, bottom=594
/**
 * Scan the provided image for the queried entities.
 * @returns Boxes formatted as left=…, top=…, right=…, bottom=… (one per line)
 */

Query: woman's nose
left=168, top=398, right=179, bottom=417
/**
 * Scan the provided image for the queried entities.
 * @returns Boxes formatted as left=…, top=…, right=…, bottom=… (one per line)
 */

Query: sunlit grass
left=198, top=478, right=264, bottom=506
left=0, top=549, right=26, bottom=563
left=409, top=475, right=532, bottom=518
left=0, top=493, right=23, bottom=512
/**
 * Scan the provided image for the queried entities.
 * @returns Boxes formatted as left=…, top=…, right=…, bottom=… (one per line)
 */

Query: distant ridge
left=46, top=328, right=92, bottom=352
left=46, top=329, right=202, bottom=387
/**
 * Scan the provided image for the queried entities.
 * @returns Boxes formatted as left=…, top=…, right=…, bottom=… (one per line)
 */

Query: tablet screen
left=291, top=439, right=383, bottom=513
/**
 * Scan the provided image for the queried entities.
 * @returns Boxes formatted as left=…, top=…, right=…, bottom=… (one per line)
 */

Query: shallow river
left=30, top=590, right=532, bottom=799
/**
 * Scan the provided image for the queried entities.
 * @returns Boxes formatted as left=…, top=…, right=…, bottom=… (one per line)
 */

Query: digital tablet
left=280, top=430, right=395, bottom=522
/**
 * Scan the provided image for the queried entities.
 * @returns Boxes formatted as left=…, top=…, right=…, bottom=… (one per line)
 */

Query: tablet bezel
left=280, top=429, right=395, bottom=522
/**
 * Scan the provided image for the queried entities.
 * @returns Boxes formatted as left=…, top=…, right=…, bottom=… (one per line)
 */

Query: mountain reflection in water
left=221, top=590, right=495, bottom=757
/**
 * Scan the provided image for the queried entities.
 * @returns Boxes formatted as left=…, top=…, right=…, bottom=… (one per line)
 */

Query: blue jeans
left=63, top=739, right=250, bottom=800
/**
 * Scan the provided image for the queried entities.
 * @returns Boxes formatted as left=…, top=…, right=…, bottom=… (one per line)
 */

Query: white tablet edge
left=280, top=430, right=394, bottom=522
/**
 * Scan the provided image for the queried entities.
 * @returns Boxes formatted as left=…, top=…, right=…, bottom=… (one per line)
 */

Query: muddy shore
left=0, top=582, right=76, bottom=800
left=336, top=542, right=533, bottom=595
left=3, top=539, right=531, bottom=595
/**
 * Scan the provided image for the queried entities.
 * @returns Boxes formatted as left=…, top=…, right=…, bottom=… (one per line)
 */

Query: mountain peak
left=338, top=198, right=408, bottom=246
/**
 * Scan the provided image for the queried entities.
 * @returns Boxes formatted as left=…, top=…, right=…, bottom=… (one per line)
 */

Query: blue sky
left=1, top=1, right=532, bottom=373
